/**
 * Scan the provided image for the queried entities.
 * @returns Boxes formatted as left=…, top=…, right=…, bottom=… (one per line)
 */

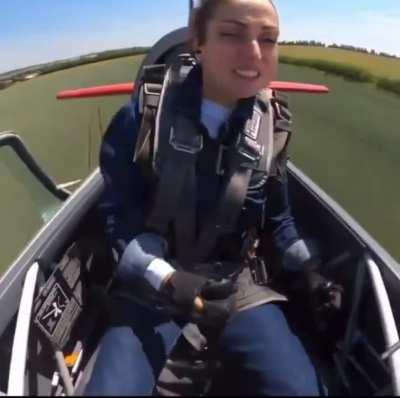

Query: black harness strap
left=134, top=67, right=164, bottom=172
left=192, top=167, right=253, bottom=263
left=138, top=58, right=277, bottom=266
left=146, top=65, right=202, bottom=241
left=134, top=106, right=156, bottom=174
left=269, top=93, right=293, bottom=179
left=190, top=96, right=274, bottom=263
left=271, top=92, right=293, bottom=134
left=146, top=124, right=201, bottom=236
left=174, top=161, right=198, bottom=263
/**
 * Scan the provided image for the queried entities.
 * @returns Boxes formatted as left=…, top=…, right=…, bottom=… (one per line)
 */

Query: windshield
left=0, top=144, right=63, bottom=276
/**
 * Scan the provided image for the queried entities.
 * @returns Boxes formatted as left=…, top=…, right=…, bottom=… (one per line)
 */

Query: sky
left=1, top=0, right=399, bottom=73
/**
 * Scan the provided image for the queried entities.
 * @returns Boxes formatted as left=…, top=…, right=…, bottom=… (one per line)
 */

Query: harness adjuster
left=235, top=135, right=263, bottom=168
left=216, top=135, right=263, bottom=176
left=144, top=82, right=162, bottom=96
left=169, top=127, right=203, bottom=154
left=216, top=145, right=228, bottom=176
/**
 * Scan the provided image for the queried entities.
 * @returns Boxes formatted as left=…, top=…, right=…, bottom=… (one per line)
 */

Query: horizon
left=2, top=40, right=397, bottom=78
left=1, top=0, right=400, bottom=74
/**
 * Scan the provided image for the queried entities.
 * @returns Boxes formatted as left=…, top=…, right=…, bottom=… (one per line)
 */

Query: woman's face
left=196, top=0, right=279, bottom=107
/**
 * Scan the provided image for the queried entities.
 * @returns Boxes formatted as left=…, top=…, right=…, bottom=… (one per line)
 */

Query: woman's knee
left=222, top=304, right=290, bottom=344
left=85, top=327, right=155, bottom=395
left=219, top=304, right=319, bottom=395
left=86, top=318, right=182, bottom=396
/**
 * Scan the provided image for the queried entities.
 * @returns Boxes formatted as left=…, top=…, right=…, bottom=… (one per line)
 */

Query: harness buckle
left=216, top=145, right=228, bottom=176
left=249, top=257, right=269, bottom=286
left=241, top=229, right=269, bottom=286
left=216, top=135, right=263, bottom=176
left=236, top=135, right=263, bottom=166
left=169, top=126, right=203, bottom=154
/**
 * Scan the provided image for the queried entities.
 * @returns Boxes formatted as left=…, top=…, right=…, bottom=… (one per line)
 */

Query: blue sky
left=1, top=0, right=399, bottom=73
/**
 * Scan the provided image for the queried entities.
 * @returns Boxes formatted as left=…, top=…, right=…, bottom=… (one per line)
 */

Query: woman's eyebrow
left=219, top=19, right=247, bottom=27
left=219, top=19, right=278, bottom=31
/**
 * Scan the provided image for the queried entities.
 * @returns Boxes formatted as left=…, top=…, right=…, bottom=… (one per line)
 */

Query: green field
left=278, top=63, right=400, bottom=261
left=0, top=51, right=399, bottom=275
left=0, top=54, right=145, bottom=183
left=280, top=46, right=400, bottom=80
left=0, top=54, right=144, bottom=271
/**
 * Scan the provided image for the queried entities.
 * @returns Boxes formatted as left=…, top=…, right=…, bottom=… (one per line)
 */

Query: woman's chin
left=233, top=87, right=263, bottom=100
left=230, top=80, right=269, bottom=99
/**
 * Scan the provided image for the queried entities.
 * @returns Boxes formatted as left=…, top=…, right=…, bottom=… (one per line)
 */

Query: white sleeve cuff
left=144, top=258, right=176, bottom=291
left=282, top=239, right=312, bottom=271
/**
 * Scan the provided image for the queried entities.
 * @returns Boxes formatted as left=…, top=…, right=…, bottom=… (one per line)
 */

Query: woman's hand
left=161, top=271, right=237, bottom=326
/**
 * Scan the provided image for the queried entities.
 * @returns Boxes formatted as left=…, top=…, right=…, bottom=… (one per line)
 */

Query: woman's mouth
left=234, top=69, right=260, bottom=80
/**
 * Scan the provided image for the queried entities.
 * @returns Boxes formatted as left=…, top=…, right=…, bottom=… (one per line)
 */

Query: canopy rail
left=0, top=132, right=69, bottom=200
left=382, top=341, right=400, bottom=361
left=365, top=254, right=400, bottom=395
left=7, top=263, right=40, bottom=396
left=333, top=253, right=400, bottom=395
left=6, top=262, right=80, bottom=396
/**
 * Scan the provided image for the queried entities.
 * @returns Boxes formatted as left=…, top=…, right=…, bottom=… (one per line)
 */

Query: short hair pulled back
left=190, top=0, right=276, bottom=47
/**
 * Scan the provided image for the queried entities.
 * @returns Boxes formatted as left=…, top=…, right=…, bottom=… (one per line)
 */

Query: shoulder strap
left=188, top=96, right=274, bottom=263
left=146, top=58, right=201, bottom=246
left=133, top=65, right=164, bottom=178
left=139, top=59, right=276, bottom=265
left=269, top=91, right=293, bottom=178
left=271, top=91, right=293, bottom=134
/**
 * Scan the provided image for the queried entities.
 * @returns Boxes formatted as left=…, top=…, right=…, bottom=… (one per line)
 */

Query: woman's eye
left=220, top=31, right=278, bottom=46
left=220, top=32, right=242, bottom=39
left=260, top=37, right=277, bottom=44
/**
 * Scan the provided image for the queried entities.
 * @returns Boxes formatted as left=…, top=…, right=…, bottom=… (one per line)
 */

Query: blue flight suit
left=85, top=83, right=320, bottom=395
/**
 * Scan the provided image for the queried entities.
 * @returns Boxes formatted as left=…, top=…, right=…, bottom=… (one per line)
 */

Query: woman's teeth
left=234, top=69, right=260, bottom=79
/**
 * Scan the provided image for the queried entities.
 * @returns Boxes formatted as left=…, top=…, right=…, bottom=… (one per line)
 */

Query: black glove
left=303, top=265, right=344, bottom=332
left=161, top=271, right=237, bottom=326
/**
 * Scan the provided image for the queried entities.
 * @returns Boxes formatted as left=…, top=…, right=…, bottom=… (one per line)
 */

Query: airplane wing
left=56, top=81, right=329, bottom=100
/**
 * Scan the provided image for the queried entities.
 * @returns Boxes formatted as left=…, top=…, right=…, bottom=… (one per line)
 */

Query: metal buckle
left=244, top=107, right=262, bottom=141
left=216, top=145, right=228, bottom=176
left=178, top=53, right=197, bottom=66
left=144, top=82, right=162, bottom=96
left=250, top=258, right=269, bottom=286
left=169, top=127, right=203, bottom=154
left=216, top=138, right=262, bottom=175
left=235, top=135, right=262, bottom=167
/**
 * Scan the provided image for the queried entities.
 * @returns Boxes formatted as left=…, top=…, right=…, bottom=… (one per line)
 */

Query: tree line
left=2, top=44, right=399, bottom=97
left=280, top=55, right=400, bottom=97
left=0, top=47, right=151, bottom=90
left=279, top=40, right=399, bottom=60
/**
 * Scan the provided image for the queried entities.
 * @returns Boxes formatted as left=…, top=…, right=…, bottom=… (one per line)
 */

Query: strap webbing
left=142, top=61, right=277, bottom=265
left=146, top=62, right=203, bottom=250
left=187, top=100, right=274, bottom=263
left=147, top=147, right=198, bottom=235
left=191, top=166, right=253, bottom=263
left=174, top=165, right=197, bottom=263
left=133, top=105, right=155, bottom=167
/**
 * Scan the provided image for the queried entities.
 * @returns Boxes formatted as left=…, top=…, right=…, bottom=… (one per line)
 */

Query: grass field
left=0, top=54, right=145, bottom=183
left=279, top=63, right=400, bottom=261
left=280, top=46, right=400, bottom=80
left=0, top=54, right=144, bottom=271
left=1, top=51, right=399, bottom=275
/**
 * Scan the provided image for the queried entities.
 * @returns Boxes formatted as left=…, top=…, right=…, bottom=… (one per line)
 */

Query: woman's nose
left=242, top=39, right=262, bottom=61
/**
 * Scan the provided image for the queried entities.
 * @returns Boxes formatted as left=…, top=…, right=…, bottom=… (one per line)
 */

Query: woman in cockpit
left=85, top=0, right=320, bottom=395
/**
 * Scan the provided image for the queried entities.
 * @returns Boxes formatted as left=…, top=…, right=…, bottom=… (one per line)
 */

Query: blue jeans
left=85, top=298, right=319, bottom=396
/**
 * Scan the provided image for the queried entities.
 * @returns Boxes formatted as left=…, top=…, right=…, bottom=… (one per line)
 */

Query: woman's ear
left=194, top=49, right=202, bottom=62
left=191, top=36, right=202, bottom=61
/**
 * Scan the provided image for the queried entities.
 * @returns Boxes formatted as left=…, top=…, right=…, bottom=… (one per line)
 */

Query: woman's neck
left=202, top=80, right=238, bottom=108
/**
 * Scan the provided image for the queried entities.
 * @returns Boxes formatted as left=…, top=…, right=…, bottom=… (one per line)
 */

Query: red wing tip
left=57, top=81, right=330, bottom=100
left=269, top=81, right=330, bottom=93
